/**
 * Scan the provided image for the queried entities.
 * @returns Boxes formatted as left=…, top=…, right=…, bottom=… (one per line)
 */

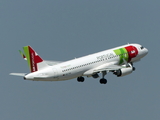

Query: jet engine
left=113, top=64, right=134, bottom=77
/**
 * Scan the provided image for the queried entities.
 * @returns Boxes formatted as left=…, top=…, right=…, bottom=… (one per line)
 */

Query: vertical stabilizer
left=23, top=46, right=48, bottom=72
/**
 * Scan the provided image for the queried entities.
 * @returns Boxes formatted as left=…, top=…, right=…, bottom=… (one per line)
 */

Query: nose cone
left=139, top=47, right=148, bottom=58
left=144, top=48, right=148, bottom=56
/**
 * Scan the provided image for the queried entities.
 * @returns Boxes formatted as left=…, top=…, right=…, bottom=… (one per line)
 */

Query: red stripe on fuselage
left=125, top=46, right=138, bottom=62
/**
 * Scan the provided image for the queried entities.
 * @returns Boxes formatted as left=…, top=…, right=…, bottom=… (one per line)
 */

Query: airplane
left=10, top=43, right=148, bottom=84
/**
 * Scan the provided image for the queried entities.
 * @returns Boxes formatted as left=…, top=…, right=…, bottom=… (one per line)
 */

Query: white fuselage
left=24, top=44, right=148, bottom=81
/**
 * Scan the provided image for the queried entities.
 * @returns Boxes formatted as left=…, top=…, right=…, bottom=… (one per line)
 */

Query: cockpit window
left=140, top=46, right=144, bottom=49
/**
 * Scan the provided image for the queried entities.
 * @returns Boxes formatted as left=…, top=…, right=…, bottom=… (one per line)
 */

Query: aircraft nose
left=145, top=48, right=148, bottom=55
left=141, top=47, right=148, bottom=57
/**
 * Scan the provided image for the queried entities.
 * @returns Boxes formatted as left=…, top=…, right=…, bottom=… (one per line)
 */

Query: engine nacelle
left=113, top=65, right=134, bottom=77
left=92, top=73, right=99, bottom=78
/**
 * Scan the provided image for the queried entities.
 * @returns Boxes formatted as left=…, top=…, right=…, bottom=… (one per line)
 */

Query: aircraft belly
left=58, top=71, right=84, bottom=81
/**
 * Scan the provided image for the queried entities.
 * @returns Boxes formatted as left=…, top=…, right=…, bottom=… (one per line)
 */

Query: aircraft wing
left=83, top=62, right=127, bottom=76
left=93, top=62, right=126, bottom=73
left=44, top=60, right=63, bottom=66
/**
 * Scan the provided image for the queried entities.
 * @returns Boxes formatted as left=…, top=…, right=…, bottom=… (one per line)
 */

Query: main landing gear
left=100, top=78, right=107, bottom=84
left=77, top=77, right=85, bottom=82
left=77, top=71, right=107, bottom=84
left=99, top=71, right=107, bottom=84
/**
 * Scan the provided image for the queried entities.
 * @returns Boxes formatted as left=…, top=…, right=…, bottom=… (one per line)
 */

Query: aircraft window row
left=62, top=60, right=105, bottom=72
left=62, top=53, right=127, bottom=72
left=97, top=53, right=127, bottom=61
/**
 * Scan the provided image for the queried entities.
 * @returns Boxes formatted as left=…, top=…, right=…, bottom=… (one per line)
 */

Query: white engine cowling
left=113, top=64, right=134, bottom=77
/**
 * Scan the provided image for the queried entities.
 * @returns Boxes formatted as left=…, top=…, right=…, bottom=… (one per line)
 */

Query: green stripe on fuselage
left=114, top=48, right=129, bottom=64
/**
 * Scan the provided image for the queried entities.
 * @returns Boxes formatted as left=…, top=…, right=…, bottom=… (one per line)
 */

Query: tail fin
left=23, top=46, right=48, bottom=72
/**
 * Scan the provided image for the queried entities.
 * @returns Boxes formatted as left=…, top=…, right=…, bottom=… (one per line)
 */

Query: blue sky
left=1, top=0, right=160, bottom=120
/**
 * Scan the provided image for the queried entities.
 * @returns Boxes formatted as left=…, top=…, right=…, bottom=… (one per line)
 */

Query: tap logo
left=114, top=45, right=138, bottom=64
left=23, top=46, right=43, bottom=72
left=31, top=52, right=36, bottom=72
left=131, top=50, right=135, bottom=54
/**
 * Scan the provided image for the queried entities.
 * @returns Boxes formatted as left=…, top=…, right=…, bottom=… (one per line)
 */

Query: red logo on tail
left=29, top=46, right=43, bottom=72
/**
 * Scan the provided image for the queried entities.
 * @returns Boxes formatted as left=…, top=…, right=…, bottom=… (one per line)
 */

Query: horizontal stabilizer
left=9, top=73, right=27, bottom=77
